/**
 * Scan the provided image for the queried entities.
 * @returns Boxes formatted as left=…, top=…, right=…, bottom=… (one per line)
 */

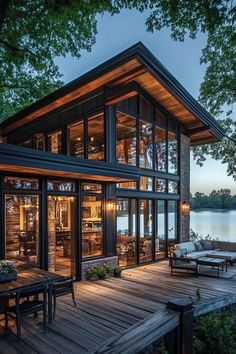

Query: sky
left=55, top=9, right=236, bottom=195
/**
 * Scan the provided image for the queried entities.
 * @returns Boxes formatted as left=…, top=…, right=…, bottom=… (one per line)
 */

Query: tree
left=1, top=1, right=235, bottom=182
left=0, top=0, right=112, bottom=121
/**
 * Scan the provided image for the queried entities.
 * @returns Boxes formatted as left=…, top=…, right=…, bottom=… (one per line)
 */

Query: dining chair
left=52, top=277, right=76, bottom=319
left=4, top=284, right=47, bottom=341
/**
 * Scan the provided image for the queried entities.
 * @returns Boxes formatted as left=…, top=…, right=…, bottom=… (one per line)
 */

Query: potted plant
left=86, top=266, right=98, bottom=281
left=96, top=265, right=108, bottom=279
left=0, top=260, right=17, bottom=282
left=113, top=265, right=122, bottom=278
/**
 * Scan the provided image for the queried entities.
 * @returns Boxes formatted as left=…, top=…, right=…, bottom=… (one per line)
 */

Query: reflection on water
left=190, top=209, right=236, bottom=242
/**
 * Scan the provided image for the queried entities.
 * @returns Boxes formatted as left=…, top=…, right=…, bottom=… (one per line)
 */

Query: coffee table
left=197, top=257, right=226, bottom=277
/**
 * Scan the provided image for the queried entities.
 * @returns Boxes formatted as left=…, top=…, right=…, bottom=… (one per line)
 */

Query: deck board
left=1, top=260, right=236, bottom=353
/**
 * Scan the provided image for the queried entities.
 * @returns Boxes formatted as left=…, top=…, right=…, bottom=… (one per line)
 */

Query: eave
left=0, top=42, right=225, bottom=145
left=0, top=144, right=139, bottom=183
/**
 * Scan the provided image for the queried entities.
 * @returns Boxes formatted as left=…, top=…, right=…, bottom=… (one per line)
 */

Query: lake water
left=190, top=209, right=236, bottom=242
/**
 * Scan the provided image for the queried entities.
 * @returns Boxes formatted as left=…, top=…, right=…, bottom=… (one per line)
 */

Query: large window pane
left=69, top=120, right=84, bottom=158
left=5, top=195, right=39, bottom=269
left=140, top=176, right=153, bottom=191
left=4, top=177, right=39, bottom=190
left=47, top=180, right=76, bottom=192
left=155, top=127, right=166, bottom=172
left=168, top=201, right=177, bottom=243
left=116, top=199, right=137, bottom=267
left=168, top=132, right=178, bottom=174
left=48, top=130, right=62, bottom=154
left=48, top=196, right=76, bottom=276
left=139, top=200, right=153, bottom=263
left=88, top=114, right=104, bottom=161
left=139, top=120, right=153, bottom=169
left=82, top=195, right=103, bottom=258
left=156, top=200, right=166, bottom=259
left=116, top=112, right=137, bottom=166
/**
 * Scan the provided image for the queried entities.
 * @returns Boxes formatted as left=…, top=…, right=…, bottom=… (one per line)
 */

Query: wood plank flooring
left=1, top=261, right=236, bottom=354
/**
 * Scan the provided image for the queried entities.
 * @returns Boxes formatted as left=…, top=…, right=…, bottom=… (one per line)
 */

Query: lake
left=190, top=209, right=236, bottom=242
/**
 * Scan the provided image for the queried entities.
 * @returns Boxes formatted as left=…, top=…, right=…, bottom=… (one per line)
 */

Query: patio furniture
left=197, top=257, right=226, bottom=277
left=51, top=277, right=76, bottom=319
left=4, top=284, right=47, bottom=341
left=169, top=249, right=198, bottom=276
left=0, top=268, right=64, bottom=328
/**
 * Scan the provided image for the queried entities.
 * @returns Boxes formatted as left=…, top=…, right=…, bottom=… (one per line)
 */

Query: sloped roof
left=0, top=42, right=224, bottom=145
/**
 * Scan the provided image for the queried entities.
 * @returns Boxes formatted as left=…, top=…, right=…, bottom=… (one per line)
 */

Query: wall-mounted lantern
left=181, top=201, right=190, bottom=213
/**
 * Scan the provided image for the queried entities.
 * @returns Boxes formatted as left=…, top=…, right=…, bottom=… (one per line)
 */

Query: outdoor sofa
left=170, top=240, right=236, bottom=276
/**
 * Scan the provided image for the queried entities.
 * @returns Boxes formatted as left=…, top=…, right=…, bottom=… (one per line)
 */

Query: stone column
left=179, top=134, right=190, bottom=242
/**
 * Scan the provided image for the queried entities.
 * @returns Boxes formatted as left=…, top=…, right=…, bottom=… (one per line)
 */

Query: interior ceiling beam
left=187, top=125, right=210, bottom=137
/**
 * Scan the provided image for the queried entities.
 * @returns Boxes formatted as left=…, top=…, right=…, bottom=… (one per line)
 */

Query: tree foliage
left=190, top=189, right=236, bottom=210
left=0, top=0, right=112, bottom=121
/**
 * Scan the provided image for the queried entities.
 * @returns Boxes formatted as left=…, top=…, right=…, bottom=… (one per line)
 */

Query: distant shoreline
left=191, top=208, right=236, bottom=212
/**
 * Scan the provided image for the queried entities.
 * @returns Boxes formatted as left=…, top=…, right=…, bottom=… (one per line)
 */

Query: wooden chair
left=5, top=284, right=47, bottom=341
left=52, top=277, right=76, bottom=319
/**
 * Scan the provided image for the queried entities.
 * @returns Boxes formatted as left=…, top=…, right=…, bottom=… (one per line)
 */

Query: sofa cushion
left=201, top=240, right=213, bottom=250
left=173, top=249, right=186, bottom=258
left=187, top=250, right=210, bottom=259
left=194, top=241, right=204, bottom=251
left=176, top=242, right=196, bottom=254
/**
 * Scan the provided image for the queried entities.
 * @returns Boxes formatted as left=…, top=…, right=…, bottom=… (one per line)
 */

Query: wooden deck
left=2, top=261, right=236, bottom=354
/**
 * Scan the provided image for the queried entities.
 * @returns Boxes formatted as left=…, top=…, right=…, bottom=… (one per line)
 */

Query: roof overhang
left=0, top=144, right=139, bottom=183
left=0, top=42, right=225, bottom=145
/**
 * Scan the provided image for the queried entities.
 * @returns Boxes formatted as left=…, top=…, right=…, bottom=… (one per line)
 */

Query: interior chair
left=52, top=277, right=76, bottom=319
left=5, top=284, right=47, bottom=341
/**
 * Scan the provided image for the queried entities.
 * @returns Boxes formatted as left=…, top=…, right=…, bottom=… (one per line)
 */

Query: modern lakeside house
left=0, top=42, right=224, bottom=280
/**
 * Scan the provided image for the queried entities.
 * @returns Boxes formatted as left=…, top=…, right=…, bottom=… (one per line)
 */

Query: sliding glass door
left=48, top=196, right=76, bottom=276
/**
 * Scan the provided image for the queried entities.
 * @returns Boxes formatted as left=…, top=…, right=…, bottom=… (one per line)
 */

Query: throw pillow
left=195, top=241, right=204, bottom=251
left=202, top=240, right=213, bottom=250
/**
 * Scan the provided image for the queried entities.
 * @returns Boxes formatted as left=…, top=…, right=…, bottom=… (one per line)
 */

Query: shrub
left=194, top=309, right=236, bottom=354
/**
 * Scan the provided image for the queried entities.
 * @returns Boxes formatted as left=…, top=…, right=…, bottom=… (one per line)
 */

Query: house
left=0, top=42, right=224, bottom=279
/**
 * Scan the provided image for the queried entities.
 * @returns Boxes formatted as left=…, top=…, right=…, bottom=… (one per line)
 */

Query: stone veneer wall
left=81, top=256, right=118, bottom=280
left=179, top=134, right=190, bottom=242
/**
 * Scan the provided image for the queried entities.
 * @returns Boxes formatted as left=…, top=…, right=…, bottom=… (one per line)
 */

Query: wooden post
left=167, top=299, right=194, bottom=354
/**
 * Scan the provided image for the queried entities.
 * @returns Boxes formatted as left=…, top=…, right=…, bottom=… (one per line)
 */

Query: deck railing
left=89, top=294, right=236, bottom=354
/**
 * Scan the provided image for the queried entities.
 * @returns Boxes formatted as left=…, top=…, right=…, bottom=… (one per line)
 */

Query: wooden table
left=0, top=268, right=64, bottom=324
left=197, top=257, right=226, bottom=277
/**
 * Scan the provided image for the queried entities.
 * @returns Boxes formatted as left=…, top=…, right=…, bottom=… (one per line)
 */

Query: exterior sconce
left=181, top=201, right=190, bottom=213
left=106, top=200, right=114, bottom=211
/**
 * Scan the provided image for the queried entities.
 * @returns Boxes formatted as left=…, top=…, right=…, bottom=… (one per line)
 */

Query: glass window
left=140, top=95, right=154, bottom=119
left=4, top=177, right=39, bottom=190
left=116, top=199, right=137, bottom=267
left=140, top=177, right=153, bottom=192
left=34, top=134, right=45, bottom=151
left=168, top=131, right=178, bottom=174
left=155, top=127, right=166, bottom=172
left=116, top=112, right=137, bottom=166
left=48, top=196, right=76, bottom=277
left=168, top=201, right=177, bottom=242
left=155, top=178, right=167, bottom=193
left=155, top=108, right=167, bottom=127
left=69, top=120, right=84, bottom=158
left=47, top=180, right=76, bottom=192
left=139, top=200, right=153, bottom=263
left=116, top=181, right=137, bottom=190
left=48, top=131, right=62, bottom=154
left=139, top=120, right=153, bottom=169
left=156, top=200, right=166, bottom=259
left=88, top=113, right=104, bottom=161
left=5, top=195, right=39, bottom=269
left=168, top=180, right=178, bottom=194
left=82, top=196, right=103, bottom=259
left=81, top=183, right=102, bottom=194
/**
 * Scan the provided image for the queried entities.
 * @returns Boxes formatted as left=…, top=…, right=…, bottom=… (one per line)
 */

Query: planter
left=0, top=271, right=17, bottom=283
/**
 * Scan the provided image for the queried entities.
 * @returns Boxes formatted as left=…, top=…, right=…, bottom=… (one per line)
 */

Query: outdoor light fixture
left=181, top=201, right=190, bottom=213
